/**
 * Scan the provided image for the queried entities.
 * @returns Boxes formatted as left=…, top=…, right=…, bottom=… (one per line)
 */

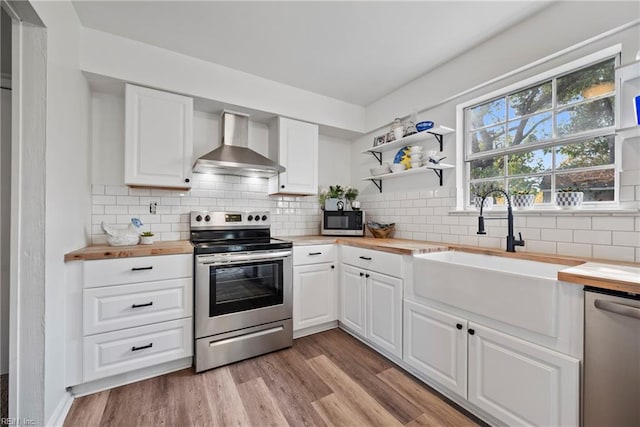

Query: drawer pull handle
left=132, top=302, right=153, bottom=309
left=131, top=266, right=153, bottom=271
left=308, top=252, right=322, bottom=256
left=359, top=256, right=372, bottom=260
left=131, top=343, right=153, bottom=352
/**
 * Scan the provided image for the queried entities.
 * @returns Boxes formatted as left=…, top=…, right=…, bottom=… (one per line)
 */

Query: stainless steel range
left=191, top=211, right=293, bottom=373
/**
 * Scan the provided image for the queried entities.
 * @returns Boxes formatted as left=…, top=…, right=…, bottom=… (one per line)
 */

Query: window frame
left=455, top=46, right=622, bottom=211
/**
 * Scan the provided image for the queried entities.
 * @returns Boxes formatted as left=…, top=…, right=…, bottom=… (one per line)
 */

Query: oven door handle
left=197, top=250, right=292, bottom=265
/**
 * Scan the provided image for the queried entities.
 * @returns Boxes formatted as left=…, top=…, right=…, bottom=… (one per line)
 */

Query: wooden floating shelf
left=362, top=126, right=455, bottom=154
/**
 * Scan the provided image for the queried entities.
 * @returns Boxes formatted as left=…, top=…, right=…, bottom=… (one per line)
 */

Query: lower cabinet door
left=468, top=322, right=579, bottom=427
left=293, top=263, right=337, bottom=331
left=83, top=318, right=193, bottom=382
left=340, top=264, right=366, bottom=337
left=366, top=271, right=403, bottom=358
left=403, top=300, right=467, bottom=399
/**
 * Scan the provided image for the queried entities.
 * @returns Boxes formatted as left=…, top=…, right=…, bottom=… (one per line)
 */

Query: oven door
left=195, top=250, right=292, bottom=338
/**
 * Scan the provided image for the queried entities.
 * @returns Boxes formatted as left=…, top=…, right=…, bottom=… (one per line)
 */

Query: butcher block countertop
left=558, top=263, right=640, bottom=294
left=64, top=240, right=193, bottom=261
left=285, top=236, right=448, bottom=255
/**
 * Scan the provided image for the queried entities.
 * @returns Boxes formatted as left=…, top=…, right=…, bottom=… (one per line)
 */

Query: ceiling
left=72, top=1, right=551, bottom=107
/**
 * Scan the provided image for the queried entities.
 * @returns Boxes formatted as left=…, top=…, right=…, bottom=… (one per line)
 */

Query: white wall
left=79, top=27, right=366, bottom=134
left=354, top=2, right=640, bottom=262
left=30, top=0, right=92, bottom=423
left=318, top=134, right=352, bottom=188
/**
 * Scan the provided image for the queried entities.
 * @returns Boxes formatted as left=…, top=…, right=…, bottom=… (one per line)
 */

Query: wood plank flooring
left=64, top=329, right=482, bottom=427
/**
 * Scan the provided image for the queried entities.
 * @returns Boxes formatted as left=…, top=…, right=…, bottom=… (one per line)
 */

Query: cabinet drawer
left=83, top=318, right=192, bottom=382
left=293, top=245, right=336, bottom=266
left=83, top=254, right=192, bottom=288
left=341, top=246, right=402, bottom=277
left=83, top=278, right=193, bottom=335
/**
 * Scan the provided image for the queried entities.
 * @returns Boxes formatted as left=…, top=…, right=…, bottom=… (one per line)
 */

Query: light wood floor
left=64, top=329, right=482, bottom=427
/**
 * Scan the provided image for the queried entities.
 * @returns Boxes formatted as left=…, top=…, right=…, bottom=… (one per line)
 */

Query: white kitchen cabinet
left=125, top=84, right=193, bottom=189
left=268, top=117, right=318, bottom=195
left=293, top=263, right=337, bottom=331
left=340, top=263, right=367, bottom=336
left=468, top=322, right=579, bottom=427
left=404, top=301, right=467, bottom=399
left=340, top=249, right=404, bottom=359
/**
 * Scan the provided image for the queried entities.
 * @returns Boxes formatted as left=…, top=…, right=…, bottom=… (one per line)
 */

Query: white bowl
left=410, top=160, right=423, bottom=168
left=370, top=164, right=391, bottom=176
left=390, top=164, right=406, bottom=173
left=409, top=145, right=423, bottom=153
left=426, top=149, right=438, bottom=159
left=410, top=153, right=423, bottom=161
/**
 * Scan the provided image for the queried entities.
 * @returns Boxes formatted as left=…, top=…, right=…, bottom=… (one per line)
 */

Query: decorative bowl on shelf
left=555, top=191, right=583, bottom=209
left=416, top=121, right=434, bottom=132
left=366, top=222, right=396, bottom=239
left=370, top=163, right=391, bottom=176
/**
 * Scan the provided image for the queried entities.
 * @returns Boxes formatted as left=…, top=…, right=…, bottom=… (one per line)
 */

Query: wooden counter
left=64, top=240, right=193, bottom=261
left=282, top=236, right=447, bottom=255
left=558, top=263, right=640, bottom=294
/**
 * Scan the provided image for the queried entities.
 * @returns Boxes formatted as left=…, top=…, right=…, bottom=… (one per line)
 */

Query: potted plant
left=511, top=189, right=537, bottom=210
left=555, top=187, right=584, bottom=209
left=319, top=185, right=360, bottom=210
left=471, top=183, right=496, bottom=210
left=139, top=231, right=155, bottom=245
left=345, top=187, right=359, bottom=210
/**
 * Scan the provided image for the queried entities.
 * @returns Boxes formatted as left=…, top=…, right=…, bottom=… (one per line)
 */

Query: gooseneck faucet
left=477, top=189, right=525, bottom=253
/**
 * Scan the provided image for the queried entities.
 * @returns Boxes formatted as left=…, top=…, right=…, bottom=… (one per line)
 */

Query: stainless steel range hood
left=193, top=111, right=285, bottom=178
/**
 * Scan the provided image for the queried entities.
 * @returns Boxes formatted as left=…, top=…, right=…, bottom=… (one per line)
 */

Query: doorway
left=0, top=6, right=11, bottom=420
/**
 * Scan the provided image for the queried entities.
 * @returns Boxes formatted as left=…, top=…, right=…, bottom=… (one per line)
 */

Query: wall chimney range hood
left=193, top=111, right=285, bottom=178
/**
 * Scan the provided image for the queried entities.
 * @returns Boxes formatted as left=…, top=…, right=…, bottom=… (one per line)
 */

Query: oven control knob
left=247, top=215, right=253, bottom=221
left=261, top=215, right=268, bottom=221
left=204, top=215, right=211, bottom=222
left=195, top=215, right=203, bottom=222
left=255, top=216, right=261, bottom=221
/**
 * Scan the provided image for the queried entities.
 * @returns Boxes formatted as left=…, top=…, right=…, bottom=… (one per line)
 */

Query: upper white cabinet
left=125, top=84, right=193, bottom=189
left=268, top=117, right=318, bottom=195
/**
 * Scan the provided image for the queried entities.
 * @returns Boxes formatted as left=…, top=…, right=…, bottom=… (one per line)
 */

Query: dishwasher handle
left=594, top=299, right=640, bottom=320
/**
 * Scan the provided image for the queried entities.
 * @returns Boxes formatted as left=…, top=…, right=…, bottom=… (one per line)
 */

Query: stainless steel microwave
left=321, top=210, right=365, bottom=236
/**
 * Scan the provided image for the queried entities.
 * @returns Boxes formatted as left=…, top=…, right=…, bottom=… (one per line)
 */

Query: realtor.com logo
left=1, top=418, right=35, bottom=425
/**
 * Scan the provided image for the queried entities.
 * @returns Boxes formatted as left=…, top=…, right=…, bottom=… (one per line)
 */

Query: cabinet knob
left=331, top=265, right=335, bottom=269
left=468, top=329, right=475, bottom=335
left=281, top=185, right=285, bottom=189
left=365, top=273, right=370, bottom=278
left=456, top=323, right=463, bottom=330
left=360, top=272, right=364, bottom=277
left=185, top=178, right=190, bottom=183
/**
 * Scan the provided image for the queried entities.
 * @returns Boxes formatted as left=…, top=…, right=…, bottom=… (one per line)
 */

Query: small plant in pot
left=319, top=185, right=358, bottom=210
left=555, top=187, right=584, bottom=209
left=511, top=189, right=538, bottom=210
left=471, top=183, right=497, bottom=210
left=139, top=231, right=155, bottom=245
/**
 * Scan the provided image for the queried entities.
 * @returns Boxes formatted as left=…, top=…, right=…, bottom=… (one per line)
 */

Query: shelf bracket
left=369, top=179, right=382, bottom=193
left=369, top=151, right=382, bottom=165
left=428, top=132, right=444, bottom=151
left=432, top=169, right=444, bottom=186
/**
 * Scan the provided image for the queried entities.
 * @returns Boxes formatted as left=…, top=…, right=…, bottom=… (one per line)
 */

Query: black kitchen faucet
left=477, top=189, right=525, bottom=253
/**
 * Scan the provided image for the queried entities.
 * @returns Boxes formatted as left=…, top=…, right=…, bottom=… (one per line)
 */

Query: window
left=462, top=56, right=617, bottom=207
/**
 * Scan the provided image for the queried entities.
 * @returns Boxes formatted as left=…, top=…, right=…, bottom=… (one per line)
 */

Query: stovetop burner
left=190, top=210, right=292, bottom=254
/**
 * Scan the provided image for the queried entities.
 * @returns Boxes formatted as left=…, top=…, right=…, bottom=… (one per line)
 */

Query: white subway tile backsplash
left=592, top=216, right=634, bottom=231
left=556, top=216, right=591, bottom=230
left=526, top=216, right=556, bottom=229
left=525, top=240, right=557, bottom=254
left=612, top=231, right=640, bottom=247
left=557, top=242, right=592, bottom=258
left=116, top=196, right=139, bottom=205
left=541, top=228, right=573, bottom=242
left=92, top=184, right=105, bottom=195
left=592, top=245, right=635, bottom=262
left=92, top=195, right=116, bottom=205
left=105, top=185, right=129, bottom=196
left=573, top=230, right=611, bottom=245
left=104, top=205, right=129, bottom=215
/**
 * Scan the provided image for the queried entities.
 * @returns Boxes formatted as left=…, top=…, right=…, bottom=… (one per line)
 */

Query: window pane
left=508, top=112, right=552, bottom=146
left=470, top=124, right=506, bottom=154
left=556, top=136, right=615, bottom=170
left=557, top=58, right=615, bottom=106
left=508, top=82, right=552, bottom=119
left=556, top=97, right=614, bottom=136
left=508, top=148, right=552, bottom=176
left=469, top=180, right=505, bottom=204
left=470, top=156, right=504, bottom=180
left=468, top=98, right=505, bottom=129
left=508, top=176, right=552, bottom=203
left=556, top=169, right=615, bottom=201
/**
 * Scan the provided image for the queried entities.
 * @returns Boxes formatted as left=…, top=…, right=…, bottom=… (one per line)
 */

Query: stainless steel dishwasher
left=584, top=287, right=640, bottom=427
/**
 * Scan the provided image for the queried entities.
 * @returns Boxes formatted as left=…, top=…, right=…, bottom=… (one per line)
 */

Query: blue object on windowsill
left=634, top=95, right=640, bottom=125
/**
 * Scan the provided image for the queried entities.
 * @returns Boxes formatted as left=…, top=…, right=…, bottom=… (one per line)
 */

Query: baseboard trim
left=293, top=321, right=338, bottom=339
left=70, top=357, right=193, bottom=397
left=46, top=391, right=74, bottom=427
